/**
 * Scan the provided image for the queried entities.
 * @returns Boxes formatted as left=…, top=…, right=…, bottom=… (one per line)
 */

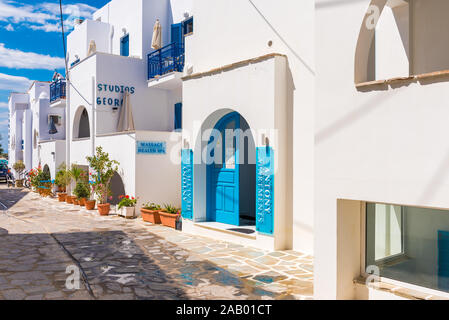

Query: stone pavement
left=0, top=186, right=313, bottom=300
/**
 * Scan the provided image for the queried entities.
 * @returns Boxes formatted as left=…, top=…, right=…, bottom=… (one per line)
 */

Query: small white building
left=65, top=0, right=192, bottom=208
left=8, top=81, right=66, bottom=180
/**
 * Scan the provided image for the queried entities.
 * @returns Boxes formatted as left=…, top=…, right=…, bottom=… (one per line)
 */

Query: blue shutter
left=255, top=146, right=274, bottom=235
left=174, top=103, right=182, bottom=131
left=181, top=149, right=194, bottom=220
left=171, top=23, right=182, bottom=45
left=120, top=34, right=129, bottom=57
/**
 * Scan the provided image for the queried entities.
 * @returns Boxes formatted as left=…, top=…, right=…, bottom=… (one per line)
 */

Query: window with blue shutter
left=174, top=103, right=182, bottom=131
left=183, top=17, right=193, bottom=35
left=120, top=34, right=129, bottom=57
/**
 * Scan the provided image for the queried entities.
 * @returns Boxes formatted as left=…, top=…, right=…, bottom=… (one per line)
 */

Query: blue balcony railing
left=148, top=42, right=185, bottom=80
left=50, top=79, right=66, bottom=103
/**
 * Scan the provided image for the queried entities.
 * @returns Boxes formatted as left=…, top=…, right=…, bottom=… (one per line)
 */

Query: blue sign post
left=181, top=149, right=193, bottom=220
left=136, top=141, right=166, bottom=154
left=256, top=146, right=274, bottom=235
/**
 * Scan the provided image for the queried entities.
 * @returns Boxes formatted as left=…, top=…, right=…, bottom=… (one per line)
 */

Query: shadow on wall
left=109, top=172, right=125, bottom=205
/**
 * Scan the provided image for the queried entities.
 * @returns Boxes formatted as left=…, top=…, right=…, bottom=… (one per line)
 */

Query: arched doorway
left=73, top=106, right=90, bottom=139
left=206, top=111, right=256, bottom=227
left=109, top=172, right=125, bottom=205
left=43, top=164, right=51, bottom=180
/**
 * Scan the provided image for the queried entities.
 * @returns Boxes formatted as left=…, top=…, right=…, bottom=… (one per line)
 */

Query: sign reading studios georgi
left=97, top=83, right=136, bottom=107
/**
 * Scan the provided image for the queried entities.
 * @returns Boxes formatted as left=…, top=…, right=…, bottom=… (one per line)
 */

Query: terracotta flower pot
left=15, top=180, right=24, bottom=188
left=141, top=209, right=161, bottom=224
left=85, top=200, right=96, bottom=210
left=57, top=193, right=67, bottom=202
left=98, top=203, right=110, bottom=216
left=79, top=198, right=86, bottom=206
left=66, top=195, right=74, bottom=204
left=73, top=198, right=79, bottom=205
left=159, top=211, right=179, bottom=229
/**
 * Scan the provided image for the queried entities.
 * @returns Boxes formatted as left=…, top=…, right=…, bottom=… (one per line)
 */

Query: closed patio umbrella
left=151, top=19, right=162, bottom=50
left=117, top=91, right=135, bottom=132
left=87, top=40, right=97, bottom=56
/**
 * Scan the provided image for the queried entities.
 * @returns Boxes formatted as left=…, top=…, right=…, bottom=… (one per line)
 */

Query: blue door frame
left=207, top=112, right=240, bottom=226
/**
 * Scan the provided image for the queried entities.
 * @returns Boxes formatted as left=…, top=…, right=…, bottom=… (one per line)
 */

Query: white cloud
left=0, top=43, right=65, bottom=70
left=0, top=73, right=32, bottom=91
left=0, top=102, right=8, bottom=109
left=5, top=24, right=14, bottom=31
left=0, top=1, right=97, bottom=33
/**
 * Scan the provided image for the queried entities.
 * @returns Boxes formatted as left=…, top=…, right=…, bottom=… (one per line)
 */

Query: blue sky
left=0, top=0, right=110, bottom=154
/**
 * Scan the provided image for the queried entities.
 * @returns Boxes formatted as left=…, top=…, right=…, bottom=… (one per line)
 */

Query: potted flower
left=159, top=204, right=181, bottom=229
left=36, top=168, right=51, bottom=197
left=117, top=195, right=137, bottom=218
left=141, top=202, right=162, bottom=224
left=55, top=163, right=70, bottom=202
left=73, top=181, right=90, bottom=206
left=13, top=161, right=25, bottom=187
left=86, top=146, right=119, bottom=216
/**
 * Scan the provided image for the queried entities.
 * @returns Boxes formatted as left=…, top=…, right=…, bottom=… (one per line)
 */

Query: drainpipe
left=109, top=25, right=114, bottom=54
left=92, top=76, right=96, bottom=157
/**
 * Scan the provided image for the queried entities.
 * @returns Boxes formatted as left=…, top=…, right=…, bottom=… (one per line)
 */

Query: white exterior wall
left=39, top=141, right=66, bottom=179
left=67, top=19, right=111, bottom=66
left=182, top=0, right=315, bottom=253
left=22, top=109, right=32, bottom=171
left=315, top=0, right=449, bottom=299
left=8, top=93, right=29, bottom=175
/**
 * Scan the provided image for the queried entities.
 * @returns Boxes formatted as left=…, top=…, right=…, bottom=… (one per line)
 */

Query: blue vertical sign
left=256, top=147, right=274, bottom=235
left=181, top=149, right=194, bottom=220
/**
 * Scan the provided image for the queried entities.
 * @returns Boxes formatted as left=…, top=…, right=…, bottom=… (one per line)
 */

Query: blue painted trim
left=174, top=103, right=182, bottom=131
left=256, top=146, right=274, bottom=235
left=120, top=34, right=129, bottom=57
left=181, top=149, right=194, bottom=220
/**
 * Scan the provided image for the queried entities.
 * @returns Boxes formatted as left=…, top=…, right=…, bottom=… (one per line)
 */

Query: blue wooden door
left=207, top=113, right=240, bottom=226
left=438, top=230, right=449, bottom=291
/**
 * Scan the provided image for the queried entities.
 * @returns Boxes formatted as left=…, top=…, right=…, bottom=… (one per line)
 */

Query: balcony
left=50, top=80, right=66, bottom=107
left=147, top=42, right=184, bottom=89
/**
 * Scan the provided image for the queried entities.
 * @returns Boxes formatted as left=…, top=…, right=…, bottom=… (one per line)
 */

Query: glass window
left=366, top=203, right=449, bottom=293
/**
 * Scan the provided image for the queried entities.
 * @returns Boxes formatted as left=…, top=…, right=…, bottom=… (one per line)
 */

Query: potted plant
left=36, top=168, right=51, bottom=197
left=141, top=202, right=162, bottom=224
left=55, top=163, right=70, bottom=202
left=73, top=178, right=90, bottom=207
left=117, top=195, right=137, bottom=218
left=159, top=204, right=181, bottom=229
left=86, top=147, right=119, bottom=216
left=13, top=161, right=25, bottom=187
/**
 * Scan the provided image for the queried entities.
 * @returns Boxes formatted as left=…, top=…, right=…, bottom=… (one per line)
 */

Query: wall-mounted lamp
left=262, top=134, right=270, bottom=147
left=122, top=27, right=127, bottom=34
left=183, top=139, right=190, bottom=149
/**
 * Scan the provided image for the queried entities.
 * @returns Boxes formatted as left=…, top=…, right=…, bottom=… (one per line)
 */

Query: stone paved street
left=0, top=186, right=313, bottom=300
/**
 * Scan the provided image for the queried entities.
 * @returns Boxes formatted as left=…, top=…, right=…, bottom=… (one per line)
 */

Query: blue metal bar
left=50, top=79, right=66, bottom=103
left=147, top=42, right=185, bottom=80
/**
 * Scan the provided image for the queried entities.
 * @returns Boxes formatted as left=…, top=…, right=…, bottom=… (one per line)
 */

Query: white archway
left=73, top=106, right=90, bottom=139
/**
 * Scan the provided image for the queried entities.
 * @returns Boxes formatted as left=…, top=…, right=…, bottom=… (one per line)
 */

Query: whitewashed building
left=8, top=0, right=449, bottom=300
left=8, top=81, right=66, bottom=179
left=65, top=0, right=192, bottom=207
left=314, top=0, right=449, bottom=300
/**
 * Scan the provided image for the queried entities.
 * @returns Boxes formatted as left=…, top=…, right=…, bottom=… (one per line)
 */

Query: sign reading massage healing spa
left=137, top=141, right=166, bottom=155
left=97, top=83, right=136, bottom=107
